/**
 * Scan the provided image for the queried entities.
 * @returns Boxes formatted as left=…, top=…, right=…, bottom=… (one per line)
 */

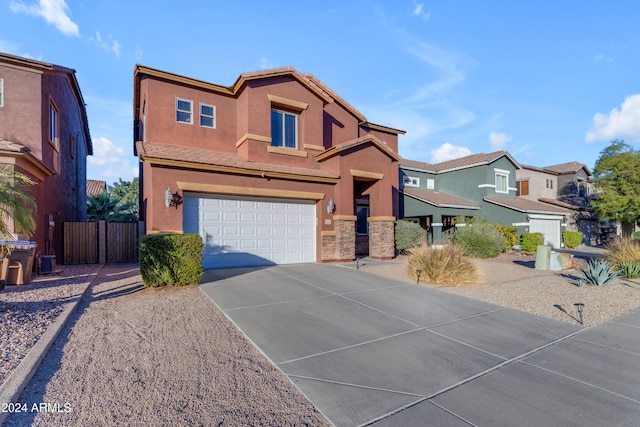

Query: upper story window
left=495, top=170, right=508, bottom=193
left=426, top=178, right=435, bottom=190
left=271, top=108, right=297, bottom=148
left=200, top=103, right=216, bottom=128
left=516, top=180, right=529, bottom=196
left=546, top=178, right=554, bottom=189
left=0, top=78, right=4, bottom=107
left=49, top=101, right=59, bottom=146
left=176, top=98, right=192, bottom=124
left=403, top=176, right=420, bottom=188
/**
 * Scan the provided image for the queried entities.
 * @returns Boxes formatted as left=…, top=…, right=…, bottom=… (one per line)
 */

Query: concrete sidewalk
left=201, top=263, right=640, bottom=427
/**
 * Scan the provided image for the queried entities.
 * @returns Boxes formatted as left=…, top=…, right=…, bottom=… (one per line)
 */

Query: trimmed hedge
left=521, top=232, right=544, bottom=252
left=139, top=233, right=204, bottom=287
left=562, top=231, right=583, bottom=249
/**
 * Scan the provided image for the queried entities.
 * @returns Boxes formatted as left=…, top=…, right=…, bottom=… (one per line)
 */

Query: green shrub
left=521, top=232, right=544, bottom=252
left=406, top=244, right=477, bottom=286
left=617, top=262, right=640, bottom=279
left=577, top=259, right=620, bottom=287
left=562, top=231, right=583, bottom=249
left=451, top=223, right=505, bottom=259
left=496, top=224, right=518, bottom=251
left=633, top=231, right=640, bottom=241
left=395, top=220, right=422, bottom=253
left=139, top=233, right=204, bottom=287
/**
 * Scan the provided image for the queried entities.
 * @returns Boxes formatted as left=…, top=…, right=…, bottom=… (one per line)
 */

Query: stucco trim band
left=350, top=169, right=384, bottom=180
left=321, top=231, right=337, bottom=236
left=333, top=215, right=357, bottom=221
left=304, top=144, right=325, bottom=151
left=367, top=216, right=396, bottom=222
left=267, top=146, right=308, bottom=158
left=177, top=182, right=325, bottom=201
left=267, top=94, right=309, bottom=111
left=235, top=133, right=271, bottom=147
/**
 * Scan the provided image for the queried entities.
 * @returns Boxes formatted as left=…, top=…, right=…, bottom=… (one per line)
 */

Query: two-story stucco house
left=400, top=151, right=570, bottom=247
left=133, top=65, right=404, bottom=269
left=0, top=52, right=92, bottom=258
left=517, top=162, right=598, bottom=245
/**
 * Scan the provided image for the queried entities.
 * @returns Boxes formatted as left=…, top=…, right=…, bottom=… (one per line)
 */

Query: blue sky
left=3, top=0, right=640, bottom=185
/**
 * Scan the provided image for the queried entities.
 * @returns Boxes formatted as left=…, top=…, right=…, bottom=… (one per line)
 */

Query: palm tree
left=0, top=164, right=36, bottom=240
left=87, top=192, right=137, bottom=222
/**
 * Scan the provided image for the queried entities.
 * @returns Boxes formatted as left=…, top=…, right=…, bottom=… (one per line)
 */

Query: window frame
left=176, top=98, right=193, bottom=124
left=271, top=108, right=298, bottom=149
left=516, top=180, right=529, bottom=196
left=49, top=100, right=59, bottom=148
left=495, top=171, right=509, bottom=194
left=403, top=176, right=420, bottom=188
left=0, top=78, right=4, bottom=107
left=199, top=103, right=216, bottom=128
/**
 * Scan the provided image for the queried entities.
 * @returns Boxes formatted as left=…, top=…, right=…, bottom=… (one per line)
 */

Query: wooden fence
left=63, top=221, right=142, bottom=265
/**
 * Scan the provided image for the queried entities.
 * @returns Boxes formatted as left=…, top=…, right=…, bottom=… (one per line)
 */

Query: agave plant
left=577, top=259, right=620, bottom=287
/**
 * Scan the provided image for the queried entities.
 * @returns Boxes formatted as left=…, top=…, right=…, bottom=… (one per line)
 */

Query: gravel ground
left=0, top=265, right=101, bottom=385
left=360, top=250, right=640, bottom=327
left=5, top=264, right=331, bottom=427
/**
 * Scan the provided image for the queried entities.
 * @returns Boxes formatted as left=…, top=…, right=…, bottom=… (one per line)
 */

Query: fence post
left=99, top=220, right=106, bottom=264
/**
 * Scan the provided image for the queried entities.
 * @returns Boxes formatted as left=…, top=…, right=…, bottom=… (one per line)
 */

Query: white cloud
left=586, top=94, right=640, bottom=143
left=412, top=3, right=430, bottom=21
left=88, top=137, right=126, bottom=167
left=430, top=143, right=473, bottom=163
left=260, top=57, right=274, bottom=69
left=593, top=53, right=613, bottom=63
left=10, top=0, right=79, bottom=36
left=489, top=132, right=511, bottom=151
left=88, top=31, right=121, bottom=58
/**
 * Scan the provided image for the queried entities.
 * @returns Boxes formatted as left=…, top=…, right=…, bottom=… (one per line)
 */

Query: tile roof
left=315, top=135, right=400, bottom=162
left=136, top=141, right=338, bottom=180
left=543, top=161, right=592, bottom=176
left=484, top=196, right=570, bottom=214
left=401, top=150, right=520, bottom=173
left=0, top=138, right=30, bottom=152
left=86, top=180, right=107, bottom=196
left=402, top=188, right=480, bottom=209
left=519, top=164, right=558, bottom=174
left=538, top=198, right=592, bottom=211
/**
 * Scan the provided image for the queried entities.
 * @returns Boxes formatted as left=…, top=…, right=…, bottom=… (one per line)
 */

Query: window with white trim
left=0, top=79, right=4, bottom=107
left=546, top=178, right=554, bottom=189
left=176, top=98, right=192, bottom=124
left=403, top=176, right=420, bottom=187
left=200, top=103, right=215, bottom=128
left=271, top=108, right=297, bottom=148
left=426, top=178, right=435, bottom=190
left=495, top=171, right=508, bottom=193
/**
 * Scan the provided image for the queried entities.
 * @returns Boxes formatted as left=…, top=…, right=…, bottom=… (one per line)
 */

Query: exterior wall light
left=327, top=198, right=335, bottom=214
left=165, top=187, right=173, bottom=208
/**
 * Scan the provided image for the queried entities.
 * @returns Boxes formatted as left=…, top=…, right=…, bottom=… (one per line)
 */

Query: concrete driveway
left=200, top=263, right=640, bottom=427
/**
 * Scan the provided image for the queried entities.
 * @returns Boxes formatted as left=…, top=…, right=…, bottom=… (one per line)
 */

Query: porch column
left=368, top=217, right=395, bottom=260
left=333, top=215, right=356, bottom=261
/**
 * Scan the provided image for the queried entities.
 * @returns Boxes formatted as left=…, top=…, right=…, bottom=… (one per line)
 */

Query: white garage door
left=529, top=217, right=561, bottom=248
left=183, top=193, right=316, bottom=269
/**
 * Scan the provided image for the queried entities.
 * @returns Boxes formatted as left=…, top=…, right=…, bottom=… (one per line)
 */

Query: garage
left=183, top=193, right=317, bottom=269
left=529, top=215, right=563, bottom=248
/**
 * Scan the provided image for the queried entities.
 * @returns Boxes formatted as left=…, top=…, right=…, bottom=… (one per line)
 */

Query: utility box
left=535, top=245, right=551, bottom=270
left=40, top=255, right=57, bottom=274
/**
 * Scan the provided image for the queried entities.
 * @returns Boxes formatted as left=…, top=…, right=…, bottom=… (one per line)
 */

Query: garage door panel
left=529, top=218, right=561, bottom=248
left=184, top=194, right=316, bottom=269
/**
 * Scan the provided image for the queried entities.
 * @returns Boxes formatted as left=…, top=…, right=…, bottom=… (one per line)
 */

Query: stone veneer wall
left=368, top=218, right=395, bottom=260
left=324, top=217, right=355, bottom=261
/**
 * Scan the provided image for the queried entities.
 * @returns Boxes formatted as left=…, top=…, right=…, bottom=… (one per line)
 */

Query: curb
left=0, top=265, right=104, bottom=425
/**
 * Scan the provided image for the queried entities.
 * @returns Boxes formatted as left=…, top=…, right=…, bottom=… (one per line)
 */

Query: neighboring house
left=86, top=179, right=106, bottom=196
left=517, top=162, right=599, bottom=245
left=0, top=52, right=92, bottom=258
left=400, top=151, right=570, bottom=248
left=133, top=65, right=404, bottom=269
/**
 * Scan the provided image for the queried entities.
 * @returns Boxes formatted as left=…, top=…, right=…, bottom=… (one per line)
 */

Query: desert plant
left=633, top=231, right=640, bottom=241
left=521, top=232, right=544, bottom=252
left=577, top=259, right=620, bottom=287
left=139, top=233, right=203, bottom=287
left=496, top=224, right=518, bottom=251
left=395, top=220, right=422, bottom=254
left=452, top=223, right=505, bottom=259
left=406, top=244, right=478, bottom=286
left=617, top=262, right=640, bottom=279
left=606, top=237, right=640, bottom=265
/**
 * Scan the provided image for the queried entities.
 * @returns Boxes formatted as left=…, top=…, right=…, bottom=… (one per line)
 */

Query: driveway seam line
left=286, top=374, right=424, bottom=398
left=520, top=360, right=640, bottom=404
left=571, top=337, right=640, bottom=357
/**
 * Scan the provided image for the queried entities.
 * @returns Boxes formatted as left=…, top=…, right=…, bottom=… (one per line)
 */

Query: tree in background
left=87, top=177, right=138, bottom=222
left=591, top=140, right=640, bottom=225
left=0, top=164, right=36, bottom=240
